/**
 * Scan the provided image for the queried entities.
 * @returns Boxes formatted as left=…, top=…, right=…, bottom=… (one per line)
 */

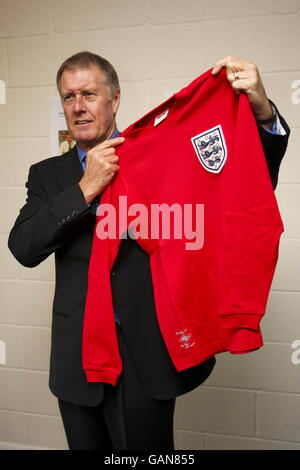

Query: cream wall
left=0, top=0, right=300, bottom=450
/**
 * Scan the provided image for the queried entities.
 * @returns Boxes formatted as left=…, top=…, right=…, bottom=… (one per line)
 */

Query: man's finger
left=106, top=154, right=119, bottom=164
left=109, top=163, right=120, bottom=174
left=231, top=78, right=253, bottom=92
left=227, top=69, right=247, bottom=84
left=211, top=59, right=226, bottom=75
left=93, top=136, right=125, bottom=151
left=212, top=56, right=246, bottom=75
left=103, top=136, right=125, bottom=148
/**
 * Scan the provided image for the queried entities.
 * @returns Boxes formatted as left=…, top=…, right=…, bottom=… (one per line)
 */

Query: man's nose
left=73, top=94, right=86, bottom=112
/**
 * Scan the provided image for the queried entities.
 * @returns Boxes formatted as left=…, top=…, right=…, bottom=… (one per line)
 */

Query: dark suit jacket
left=8, top=106, right=290, bottom=406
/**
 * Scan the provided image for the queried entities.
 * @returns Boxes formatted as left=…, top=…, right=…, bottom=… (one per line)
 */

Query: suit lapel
left=57, top=146, right=84, bottom=191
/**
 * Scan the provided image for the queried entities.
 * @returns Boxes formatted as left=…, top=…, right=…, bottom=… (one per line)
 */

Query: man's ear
left=112, top=88, right=121, bottom=116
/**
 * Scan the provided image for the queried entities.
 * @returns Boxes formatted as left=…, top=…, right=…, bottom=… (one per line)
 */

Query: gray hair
left=56, top=51, right=120, bottom=98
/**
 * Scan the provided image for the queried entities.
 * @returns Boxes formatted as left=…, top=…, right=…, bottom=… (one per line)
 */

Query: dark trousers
left=58, top=324, right=176, bottom=450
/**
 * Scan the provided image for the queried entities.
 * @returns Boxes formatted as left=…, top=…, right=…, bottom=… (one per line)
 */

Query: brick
left=263, top=291, right=300, bottom=342
left=260, top=72, right=300, bottom=130
left=11, top=138, right=51, bottom=187
left=0, top=139, right=13, bottom=186
left=0, top=280, right=54, bottom=326
left=22, top=327, right=51, bottom=371
left=207, top=434, right=300, bottom=450
left=271, top=240, right=300, bottom=291
left=0, top=188, right=26, bottom=234
left=147, top=77, right=193, bottom=110
left=52, top=0, right=149, bottom=32
left=174, top=430, right=205, bottom=450
left=0, top=325, right=23, bottom=368
left=276, top=185, right=300, bottom=238
left=117, top=78, right=197, bottom=132
left=259, top=392, right=300, bottom=441
left=205, top=351, right=260, bottom=390
left=101, top=24, right=202, bottom=81
left=260, top=0, right=300, bottom=15
left=151, top=0, right=299, bottom=24
left=207, top=343, right=300, bottom=394
left=174, top=387, right=256, bottom=436
left=151, top=0, right=253, bottom=24
left=18, top=255, right=55, bottom=282
left=8, top=33, right=99, bottom=87
left=0, top=410, right=67, bottom=449
left=199, top=13, right=300, bottom=73
left=117, top=80, right=150, bottom=132
left=278, top=129, right=300, bottom=184
left=0, top=234, right=18, bottom=278
left=0, top=0, right=51, bottom=38
left=0, top=40, right=8, bottom=84
left=0, top=369, right=58, bottom=415
left=0, top=87, right=54, bottom=138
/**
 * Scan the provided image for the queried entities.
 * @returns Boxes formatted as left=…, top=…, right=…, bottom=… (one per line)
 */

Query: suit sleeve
left=255, top=101, right=290, bottom=190
left=218, top=94, right=285, bottom=353
left=8, top=163, right=90, bottom=268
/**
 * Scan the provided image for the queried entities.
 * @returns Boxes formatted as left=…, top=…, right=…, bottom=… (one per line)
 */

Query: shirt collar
left=76, top=128, right=120, bottom=163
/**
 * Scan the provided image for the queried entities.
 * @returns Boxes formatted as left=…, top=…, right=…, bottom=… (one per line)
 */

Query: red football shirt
left=82, top=68, right=284, bottom=385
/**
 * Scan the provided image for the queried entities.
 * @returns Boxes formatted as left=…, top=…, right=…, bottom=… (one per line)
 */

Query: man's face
left=59, top=65, right=120, bottom=151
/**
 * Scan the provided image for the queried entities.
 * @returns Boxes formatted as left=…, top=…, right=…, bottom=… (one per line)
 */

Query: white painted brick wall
left=8, top=33, right=100, bottom=87
left=0, top=87, right=54, bottom=137
left=0, top=0, right=51, bottom=38
left=52, top=0, right=150, bottom=32
left=0, top=0, right=299, bottom=450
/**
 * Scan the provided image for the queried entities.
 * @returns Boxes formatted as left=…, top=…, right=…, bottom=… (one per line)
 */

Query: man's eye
left=64, top=95, right=73, bottom=102
left=84, top=92, right=96, bottom=100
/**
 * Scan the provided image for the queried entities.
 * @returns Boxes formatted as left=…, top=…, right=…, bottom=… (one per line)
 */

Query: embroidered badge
left=176, top=328, right=196, bottom=350
left=191, top=124, right=227, bottom=173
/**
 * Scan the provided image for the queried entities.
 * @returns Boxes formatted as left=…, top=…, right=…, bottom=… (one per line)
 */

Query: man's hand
left=79, top=136, right=125, bottom=205
left=212, top=56, right=274, bottom=127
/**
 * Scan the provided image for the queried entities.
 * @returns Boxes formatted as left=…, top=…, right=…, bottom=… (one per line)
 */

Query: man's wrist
left=254, top=100, right=274, bottom=122
left=78, top=180, right=100, bottom=205
left=255, top=100, right=276, bottom=131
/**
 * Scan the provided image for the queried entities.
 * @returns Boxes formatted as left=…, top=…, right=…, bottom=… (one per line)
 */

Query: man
left=8, top=52, right=290, bottom=450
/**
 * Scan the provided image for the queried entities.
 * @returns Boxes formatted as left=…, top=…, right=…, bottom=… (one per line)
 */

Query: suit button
left=111, top=271, right=115, bottom=276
